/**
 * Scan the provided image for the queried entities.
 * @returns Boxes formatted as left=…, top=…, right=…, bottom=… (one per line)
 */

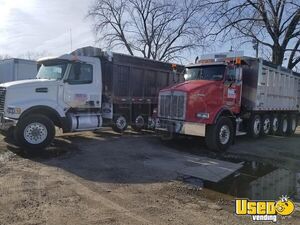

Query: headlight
left=196, top=112, right=209, bottom=119
left=7, top=107, right=22, bottom=114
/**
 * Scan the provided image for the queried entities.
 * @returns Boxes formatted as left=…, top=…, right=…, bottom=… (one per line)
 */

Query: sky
left=0, top=0, right=96, bottom=58
left=0, top=0, right=257, bottom=62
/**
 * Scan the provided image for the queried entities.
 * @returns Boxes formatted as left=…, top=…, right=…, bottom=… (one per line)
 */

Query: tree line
left=88, top=0, right=300, bottom=70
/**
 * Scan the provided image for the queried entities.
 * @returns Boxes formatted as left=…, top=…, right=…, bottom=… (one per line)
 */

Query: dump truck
left=0, top=58, right=37, bottom=83
left=0, top=46, right=183, bottom=149
left=156, top=52, right=300, bottom=151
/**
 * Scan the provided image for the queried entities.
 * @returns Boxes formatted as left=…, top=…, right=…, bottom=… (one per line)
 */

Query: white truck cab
left=0, top=54, right=103, bottom=149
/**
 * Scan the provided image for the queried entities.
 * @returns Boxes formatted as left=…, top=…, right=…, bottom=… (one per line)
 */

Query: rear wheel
left=205, top=116, right=234, bottom=152
left=15, top=114, right=55, bottom=149
left=131, top=115, right=145, bottom=132
left=278, top=114, right=288, bottom=136
left=261, top=114, right=271, bottom=136
left=112, top=115, right=128, bottom=133
left=287, top=114, right=297, bottom=136
left=270, top=114, right=280, bottom=135
left=248, top=114, right=262, bottom=138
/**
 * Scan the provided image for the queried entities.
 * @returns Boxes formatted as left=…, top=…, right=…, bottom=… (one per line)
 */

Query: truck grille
left=0, top=87, right=6, bottom=113
left=159, top=91, right=186, bottom=119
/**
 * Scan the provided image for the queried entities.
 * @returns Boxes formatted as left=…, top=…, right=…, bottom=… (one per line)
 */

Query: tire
left=261, top=114, right=271, bottom=136
left=248, top=114, right=262, bottom=138
left=287, top=114, right=297, bottom=136
left=205, top=116, right=234, bottom=152
left=15, top=114, right=55, bottom=149
left=270, top=114, right=280, bottom=135
left=277, top=114, right=288, bottom=136
left=112, top=115, right=128, bottom=133
left=131, top=115, right=145, bottom=132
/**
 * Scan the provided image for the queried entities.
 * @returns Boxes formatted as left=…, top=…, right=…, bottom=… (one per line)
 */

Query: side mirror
left=235, top=68, right=242, bottom=81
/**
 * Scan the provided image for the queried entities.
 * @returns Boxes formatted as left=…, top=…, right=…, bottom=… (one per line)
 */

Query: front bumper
left=0, top=113, right=17, bottom=131
left=156, top=118, right=206, bottom=137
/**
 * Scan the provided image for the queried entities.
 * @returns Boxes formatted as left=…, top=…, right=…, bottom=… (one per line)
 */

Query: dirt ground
left=0, top=128, right=300, bottom=225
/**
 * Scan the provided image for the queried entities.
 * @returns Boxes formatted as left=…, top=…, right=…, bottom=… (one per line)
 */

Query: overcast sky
left=0, top=0, right=96, bottom=57
left=0, top=0, right=258, bottom=62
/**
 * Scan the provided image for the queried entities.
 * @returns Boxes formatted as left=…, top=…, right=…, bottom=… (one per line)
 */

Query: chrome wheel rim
left=116, top=116, right=127, bottom=130
left=263, top=118, right=271, bottom=134
left=24, top=122, right=48, bottom=145
left=219, top=125, right=230, bottom=145
left=273, top=117, right=279, bottom=132
left=292, top=118, right=297, bottom=131
left=282, top=118, right=288, bottom=133
left=135, top=115, right=144, bottom=128
left=253, top=118, right=261, bottom=135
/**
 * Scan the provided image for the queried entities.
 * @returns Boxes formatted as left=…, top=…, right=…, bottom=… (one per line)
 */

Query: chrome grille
left=159, top=92, right=186, bottom=119
left=0, top=87, right=6, bottom=113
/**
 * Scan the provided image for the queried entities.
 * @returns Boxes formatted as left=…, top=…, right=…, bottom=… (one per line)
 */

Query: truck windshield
left=184, top=65, right=225, bottom=81
left=37, top=63, right=68, bottom=80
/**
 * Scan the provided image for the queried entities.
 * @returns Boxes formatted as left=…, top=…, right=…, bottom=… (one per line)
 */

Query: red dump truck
left=156, top=52, right=300, bottom=151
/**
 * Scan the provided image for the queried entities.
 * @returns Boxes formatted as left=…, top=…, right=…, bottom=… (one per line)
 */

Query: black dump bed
left=72, top=46, right=184, bottom=104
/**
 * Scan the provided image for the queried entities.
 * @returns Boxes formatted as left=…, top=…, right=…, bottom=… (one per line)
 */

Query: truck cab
left=157, top=54, right=243, bottom=151
left=0, top=54, right=103, bottom=149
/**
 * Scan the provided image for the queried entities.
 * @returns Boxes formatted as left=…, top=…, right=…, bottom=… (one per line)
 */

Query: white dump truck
left=0, top=58, right=37, bottom=83
left=0, top=47, right=182, bottom=149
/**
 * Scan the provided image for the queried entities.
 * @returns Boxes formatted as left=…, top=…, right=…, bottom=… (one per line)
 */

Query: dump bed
left=241, top=58, right=300, bottom=112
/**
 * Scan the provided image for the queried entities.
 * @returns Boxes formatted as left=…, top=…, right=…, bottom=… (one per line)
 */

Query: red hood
left=161, top=80, right=217, bottom=92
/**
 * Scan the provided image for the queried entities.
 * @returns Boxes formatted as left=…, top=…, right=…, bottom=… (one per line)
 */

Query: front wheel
left=205, top=116, right=234, bottom=152
left=15, top=114, right=55, bottom=149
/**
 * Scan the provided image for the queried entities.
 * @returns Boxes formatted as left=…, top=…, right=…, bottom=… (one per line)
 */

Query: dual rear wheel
left=248, top=113, right=297, bottom=138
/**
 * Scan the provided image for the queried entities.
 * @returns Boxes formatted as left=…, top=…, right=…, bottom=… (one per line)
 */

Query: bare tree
left=88, top=0, right=207, bottom=61
left=205, top=0, right=300, bottom=69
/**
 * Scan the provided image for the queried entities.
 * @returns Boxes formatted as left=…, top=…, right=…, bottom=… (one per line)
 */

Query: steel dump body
left=242, top=58, right=300, bottom=112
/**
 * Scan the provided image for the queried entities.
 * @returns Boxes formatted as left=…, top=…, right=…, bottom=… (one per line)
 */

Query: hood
left=0, top=79, right=59, bottom=88
left=161, top=80, right=217, bottom=92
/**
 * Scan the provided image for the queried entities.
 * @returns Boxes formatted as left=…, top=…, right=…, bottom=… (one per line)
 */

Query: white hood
left=0, top=79, right=58, bottom=88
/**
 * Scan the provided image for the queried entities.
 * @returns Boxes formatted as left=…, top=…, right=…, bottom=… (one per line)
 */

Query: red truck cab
left=156, top=52, right=248, bottom=151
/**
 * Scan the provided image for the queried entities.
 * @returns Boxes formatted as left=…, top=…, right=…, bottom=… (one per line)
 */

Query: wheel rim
left=273, top=117, right=279, bottom=132
left=282, top=118, right=288, bottom=133
left=219, top=125, right=230, bottom=145
left=253, top=118, right=261, bottom=135
left=292, top=118, right=297, bottom=131
left=135, top=115, right=144, bottom=128
left=116, top=116, right=127, bottom=130
left=24, top=122, right=48, bottom=145
left=263, top=118, right=271, bottom=134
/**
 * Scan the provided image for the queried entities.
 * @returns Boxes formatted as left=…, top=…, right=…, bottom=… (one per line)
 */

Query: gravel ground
left=0, top=128, right=299, bottom=225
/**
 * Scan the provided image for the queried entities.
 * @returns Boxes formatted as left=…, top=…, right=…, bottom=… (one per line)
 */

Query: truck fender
left=19, top=105, right=68, bottom=130
left=213, top=108, right=235, bottom=124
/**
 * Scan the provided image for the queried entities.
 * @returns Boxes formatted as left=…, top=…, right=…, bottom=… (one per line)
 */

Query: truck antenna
left=70, top=28, right=73, bottom=52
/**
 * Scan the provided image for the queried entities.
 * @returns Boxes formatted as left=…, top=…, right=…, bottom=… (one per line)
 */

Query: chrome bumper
left=156, top=118, right=206, bottom=137
left=0, top=113, right=17, bottom=131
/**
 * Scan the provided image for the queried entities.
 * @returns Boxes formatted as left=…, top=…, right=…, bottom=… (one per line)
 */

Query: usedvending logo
left=235, top=196, right=295, bottom=222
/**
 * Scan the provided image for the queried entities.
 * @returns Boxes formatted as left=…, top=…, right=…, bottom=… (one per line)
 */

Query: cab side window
left=68, top=63, right=93, bottom=84
left=227, top=68, right=236, bottom=81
